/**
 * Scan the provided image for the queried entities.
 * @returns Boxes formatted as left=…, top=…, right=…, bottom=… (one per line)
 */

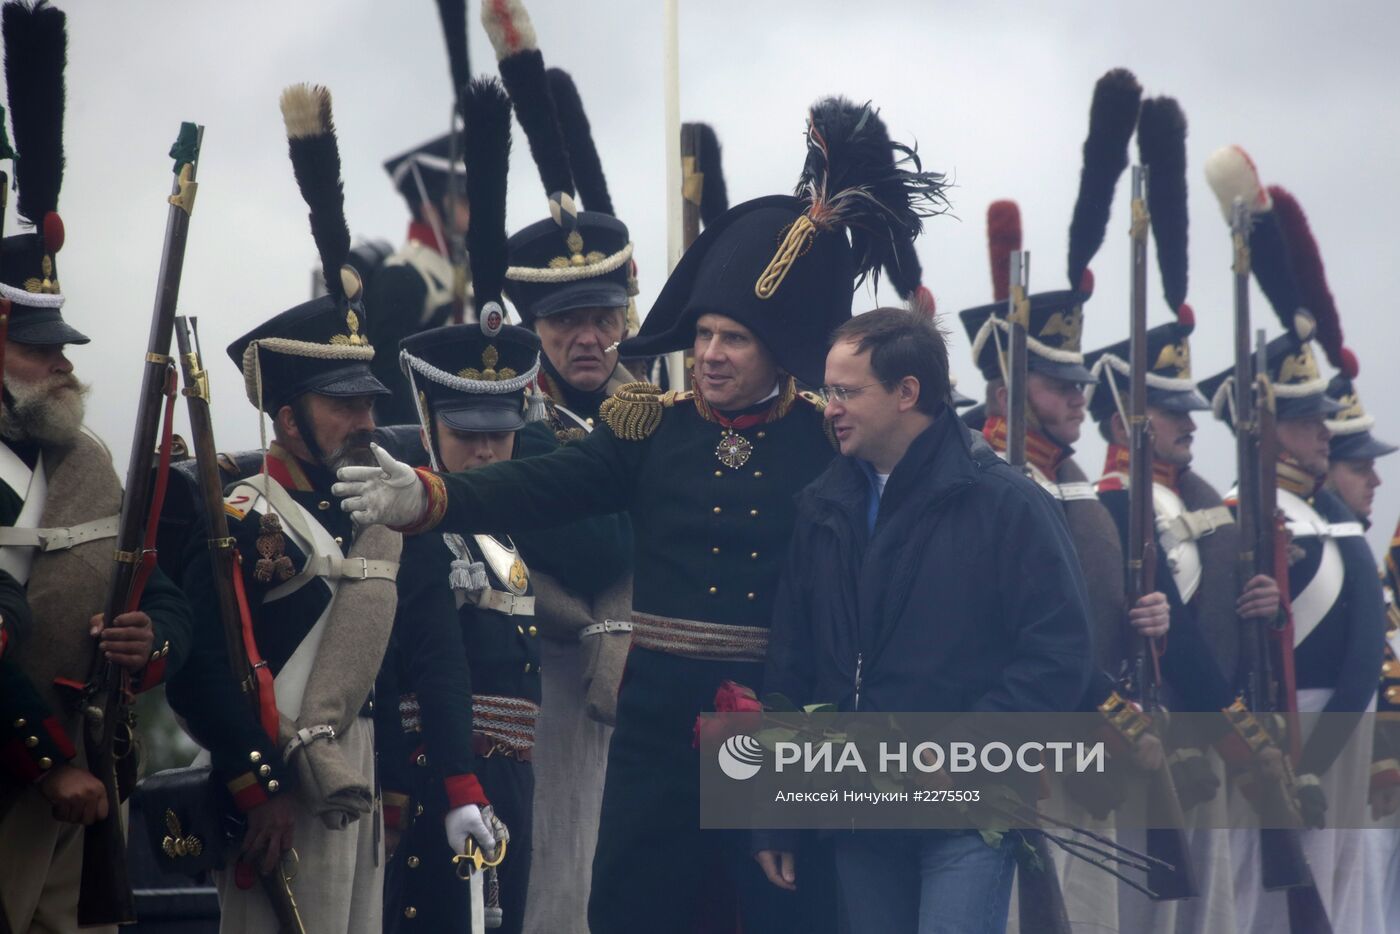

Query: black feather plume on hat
left=463, top=77, right=512, bottom=312
left=796, top=97, right=948, bottom=288
left=3, top=0, right=65, bottom=227
left=435, top=0, right=471, bottom=105
left=1067, top=68, right=1142, bottom=289
left=547, top=68, right=611, bottom=215
left=482, top=0, right=573, bottom=198
left=280, top=84, right=351, bottom=300
left=692, top=122, right=728, bottom=227
left=498, top=49, right=572, bottom=198
left=1137, top=96, right=1189, bottom=313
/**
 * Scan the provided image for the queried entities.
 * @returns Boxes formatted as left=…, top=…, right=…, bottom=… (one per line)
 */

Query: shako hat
left=1325, top=372, right=1397, bottom=462
left=400, top=320, right=541, bottom=436
left=1197, top=148, right=1346, bottom=428
left=0, top=0, right=87, bottom=345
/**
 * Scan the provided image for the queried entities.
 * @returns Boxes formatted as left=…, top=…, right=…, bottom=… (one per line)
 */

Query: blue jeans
left=834, top=830, right=1016, bottom=934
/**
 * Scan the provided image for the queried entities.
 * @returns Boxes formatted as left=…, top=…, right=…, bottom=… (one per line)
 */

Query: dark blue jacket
left=763, top=412, right=1093, bottom=715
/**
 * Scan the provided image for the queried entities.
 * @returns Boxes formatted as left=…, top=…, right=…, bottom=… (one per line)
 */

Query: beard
left=0, top=372, right=89, bottom=447
left=324, top=429, right=376, bottom=473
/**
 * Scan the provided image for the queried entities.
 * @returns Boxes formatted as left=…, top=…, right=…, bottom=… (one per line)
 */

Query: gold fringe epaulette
left=600, top=381, right=674, bottom=440
left=797, top=389, right=826, bottom=412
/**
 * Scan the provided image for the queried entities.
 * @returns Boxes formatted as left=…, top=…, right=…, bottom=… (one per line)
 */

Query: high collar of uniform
left=1102, top=443, right=1181, bottom=491
left=407, top=220, right=447, bottom=256
left=982, top=415, right=1070, bottom=479
left=537, top=355, right=614, bottom=423
left=1276, top=454, right=1323, bottom=499
left=693, top=377, right=796, bottom=427
left=266, top=442, right=333, bottom=494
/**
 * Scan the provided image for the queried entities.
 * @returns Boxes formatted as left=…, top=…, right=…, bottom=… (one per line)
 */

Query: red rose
left=714, top=680, right=762, bottom=713
left=694, top=681, right=763, bottom=748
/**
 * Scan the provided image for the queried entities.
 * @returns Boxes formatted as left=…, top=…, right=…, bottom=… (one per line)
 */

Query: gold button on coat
left=267, top=780, right=280, bottom=793
left=708, top=586, right=718, bottom=595
left=407, top=856, right=421, bottom=869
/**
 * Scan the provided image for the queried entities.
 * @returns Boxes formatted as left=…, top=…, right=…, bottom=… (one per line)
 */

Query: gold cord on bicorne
left=754, top=216, right=816, bottom=299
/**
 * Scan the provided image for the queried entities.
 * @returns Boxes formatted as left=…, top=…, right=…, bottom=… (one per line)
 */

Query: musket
left=1003, top=249, right=1073, bottom=933
left=1124, top=165, right=1197, bottom=901
left=76, top=122, right=203, bottom=927
left=174, top=317, right=306, bottom=933
left=1225, top=201, right=1330, bottom=930
left=1005, top=251, right=1030, bottom=472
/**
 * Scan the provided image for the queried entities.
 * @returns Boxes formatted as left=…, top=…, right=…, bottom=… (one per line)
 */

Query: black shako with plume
left=0, top=0, right=89, bottom=345
left=622, top=97, right=948, bottom=388
left=689, top=122, right=729, bottom=228
left=227, top=84, right=388, bottom=420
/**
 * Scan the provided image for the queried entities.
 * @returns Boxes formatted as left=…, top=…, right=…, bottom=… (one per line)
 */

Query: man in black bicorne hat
left=335, top=95, right=947, bottom=933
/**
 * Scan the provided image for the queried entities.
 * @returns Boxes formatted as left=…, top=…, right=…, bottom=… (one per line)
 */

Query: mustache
left=327, top=430, right=376, bottom=467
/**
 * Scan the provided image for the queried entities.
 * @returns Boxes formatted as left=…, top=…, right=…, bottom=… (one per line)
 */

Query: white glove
left=444, top=803, right=499, bottom=856
left=333, top=443, right=427, bottom=528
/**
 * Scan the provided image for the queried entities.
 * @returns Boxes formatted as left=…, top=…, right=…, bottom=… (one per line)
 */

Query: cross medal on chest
left=716, top=429, right=754, bottom=469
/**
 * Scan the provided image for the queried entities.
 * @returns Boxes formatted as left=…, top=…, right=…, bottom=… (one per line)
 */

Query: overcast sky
left=17, top=0, right=1400, bottom=552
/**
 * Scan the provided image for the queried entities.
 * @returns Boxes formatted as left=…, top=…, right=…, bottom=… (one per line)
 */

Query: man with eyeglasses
left=757, top=306, right=1093, bottom=933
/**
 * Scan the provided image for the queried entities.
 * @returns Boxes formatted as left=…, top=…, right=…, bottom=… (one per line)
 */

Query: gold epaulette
left=600, top=381, right=673, bottom=440
left=797, top=389, right=826, bottom=412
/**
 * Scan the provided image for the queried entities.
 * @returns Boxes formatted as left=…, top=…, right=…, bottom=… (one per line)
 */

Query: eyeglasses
left=818, top=382, right=883, bottom=404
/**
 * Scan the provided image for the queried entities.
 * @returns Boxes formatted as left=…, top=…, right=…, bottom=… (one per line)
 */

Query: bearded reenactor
left=1199, top=149, right=1385, bottom=933
left=164, top=84, right=460, bottom=934
left=369, top=133, right=470, bottom=425
left=0, top=4, right=193, bottom=931
left=335, top=96, right=946, bottom=933
left=957, top=69, right=1171, bottom=933
left=479, top=7, right=637, bottom=929
left=1083, top=96, right=1282, bottom=934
